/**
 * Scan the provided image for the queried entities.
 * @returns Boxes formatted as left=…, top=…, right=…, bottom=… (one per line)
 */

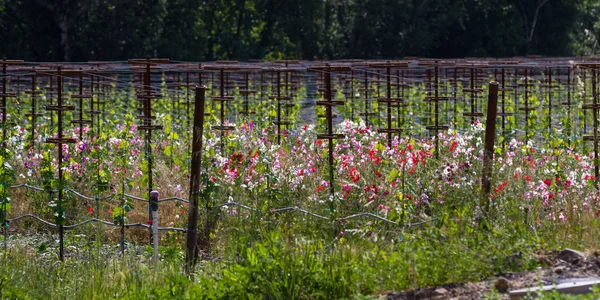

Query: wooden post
left=186, top=87, right=206, bottom=273
left=482, top=82, right=499, bottom=216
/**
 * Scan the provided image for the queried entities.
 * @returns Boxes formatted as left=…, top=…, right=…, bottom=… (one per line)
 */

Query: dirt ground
left=387, top=249, right=600, bottom=299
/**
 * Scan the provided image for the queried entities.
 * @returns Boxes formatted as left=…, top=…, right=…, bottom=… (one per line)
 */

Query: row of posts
left=0, top=58, right=599, bottom=270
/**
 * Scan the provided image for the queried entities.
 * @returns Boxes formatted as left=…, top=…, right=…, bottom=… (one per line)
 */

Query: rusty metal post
left=594, top=69, right=599, bottom=186
left=370, top=61, right=407, bottom=147
left=1, top=59, right=6, bottom=142
left=567, top=67, right=572, bottom=146
left=71, top=69, right=92, bottom=141
left=453, top=66, right=458, bottom=126
left=325, top=69, right=334, bottom=196
left=1, top=59, right=23, bottom=140
left=0, top=58, right=23, bottom=246
left=44, top=66, right=77, bottom=261
left=146, top=59, right=153, bottom=222
left=583, top=65, right=600, bottom=188
left=309, top=64, right=349, bottom=205
left=385, top=66, right=392, bottom=146
left=462, top=64, right=485, bottom=122
left=186, top=86, right=206, bottom=272
left=186, top=72, right=191, bottom=127
left=204, top=63, right=238, bottom=153
left=434, top=65, right=440, bottom=155
left=421, top=60, right=452, bottom=158
left=128, top=57, right=168, bottom=226
left=481, top=82, right=499, bottom=215
left=584, top=69, right=588, bottom=134
left=29, top=72, right=39, bottom=145
left=57, top=68, right=65, bottom=261
left=501, top=68, right=506, bottom=146
left=525, top=68, right=530, bottom=143
left=78, top=71, right=84, bottom=140
left=548, top=67, right=553, bottom=135
left=350, top=70, right=355, bottom=121
left=276, top=70, right=282, bottom=144
left=362, top=69, right=372, bottom=126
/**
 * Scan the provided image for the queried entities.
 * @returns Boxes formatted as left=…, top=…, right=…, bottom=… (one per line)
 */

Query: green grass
left=0, top=213, right=544, bottom=299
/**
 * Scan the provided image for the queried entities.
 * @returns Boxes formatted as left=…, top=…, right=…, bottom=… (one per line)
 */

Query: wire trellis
left=7, top=184, right=437, bottom=231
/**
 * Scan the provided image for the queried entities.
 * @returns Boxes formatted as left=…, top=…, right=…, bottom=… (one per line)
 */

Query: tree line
left=0, top=0, right=599, bottom=62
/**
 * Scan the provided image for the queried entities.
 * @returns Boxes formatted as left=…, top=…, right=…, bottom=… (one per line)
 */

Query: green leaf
left=164, top=145, right=173, bottom=156
left=387, top=169, right=398, bottom=182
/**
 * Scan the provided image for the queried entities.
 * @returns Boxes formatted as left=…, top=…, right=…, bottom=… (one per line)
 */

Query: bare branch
left=529, top=0, right=551, bottom=41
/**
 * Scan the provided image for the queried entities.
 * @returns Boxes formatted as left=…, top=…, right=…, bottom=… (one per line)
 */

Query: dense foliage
left=1, top=0, right=599, bottom=61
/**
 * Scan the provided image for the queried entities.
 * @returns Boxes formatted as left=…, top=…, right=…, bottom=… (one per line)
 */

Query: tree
left=515, top=0, right=551, bottom=53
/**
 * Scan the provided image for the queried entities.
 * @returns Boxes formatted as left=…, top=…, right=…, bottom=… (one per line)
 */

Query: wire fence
left=7, top=184, right=437, bottom=232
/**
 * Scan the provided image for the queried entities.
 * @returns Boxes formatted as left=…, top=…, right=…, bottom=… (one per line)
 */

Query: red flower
left=565, top=180, right=573, bottom=187
left=449, top=141, right=458, bottom=152
left=494, top=181, right=509, bottom=194
left=86, top=207, right=93, bottom=215
left=146, top=220, right=153, bottom=225
left=375, top=170, right=383, bottom=178
left=349, top=168, right=361, bottom=183
left=369, top=149, right=376, bottom=161
left=524, top=175, right=531, bottom=182
left=548, top=193, right=555, bottom=199
left=316, top=185, right=326, bottom=192
left=544, top=179, right=552, bottom=186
